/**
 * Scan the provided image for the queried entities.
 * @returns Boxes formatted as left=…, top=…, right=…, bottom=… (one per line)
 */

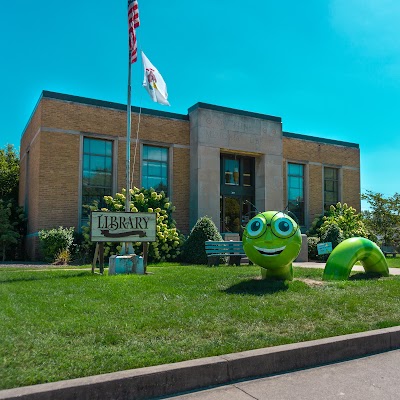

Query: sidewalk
left=1, top=261, right=400, bottom=275
left=293, top=261, right=400, bottom=275
left=167, top=349, right=400, bottom=400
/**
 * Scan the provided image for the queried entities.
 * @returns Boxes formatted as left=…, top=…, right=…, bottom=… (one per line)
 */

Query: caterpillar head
left=243, top=211, right=302, bottom=269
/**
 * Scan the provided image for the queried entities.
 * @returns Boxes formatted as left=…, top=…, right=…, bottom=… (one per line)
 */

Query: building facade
left=19, top=91, right=361, bottom=259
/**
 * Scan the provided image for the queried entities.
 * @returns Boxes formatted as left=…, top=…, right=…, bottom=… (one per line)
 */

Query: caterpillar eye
left=272, top=217, right=295, bottom=238
left=246, top=217, right=266, bottom=238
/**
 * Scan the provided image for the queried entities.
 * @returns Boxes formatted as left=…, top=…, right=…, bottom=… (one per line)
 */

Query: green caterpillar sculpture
left=243, top=211, right=389, bottom=281
left=242, top=211, right=302, bottom=281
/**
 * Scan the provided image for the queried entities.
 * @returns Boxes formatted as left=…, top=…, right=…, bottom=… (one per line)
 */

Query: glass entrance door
left=223, top=196, right=241, bottom=233
left=220, top=154, right=256, bottom=236
left=220, top=195, right=257, bottom=234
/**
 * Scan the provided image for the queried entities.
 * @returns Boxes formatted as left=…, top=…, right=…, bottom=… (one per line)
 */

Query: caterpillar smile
left=255, top=245, right=286, bottom=256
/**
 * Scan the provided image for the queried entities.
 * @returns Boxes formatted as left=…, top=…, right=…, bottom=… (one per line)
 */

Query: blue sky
left=1, top=1, right=399, bottom=209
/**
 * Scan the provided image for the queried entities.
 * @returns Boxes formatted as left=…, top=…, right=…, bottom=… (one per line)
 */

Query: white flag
left=142, top=51, right=170, bottom=106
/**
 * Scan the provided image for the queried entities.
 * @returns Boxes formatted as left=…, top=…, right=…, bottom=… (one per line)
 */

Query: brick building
left=20, top=91, right=360, bottom=259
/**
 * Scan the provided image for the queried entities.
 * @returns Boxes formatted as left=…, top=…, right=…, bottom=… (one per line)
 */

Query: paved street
left=167, top=350, right=400, bottom=400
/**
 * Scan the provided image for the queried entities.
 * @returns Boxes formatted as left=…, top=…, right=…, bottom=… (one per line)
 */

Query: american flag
left=128, top=0, right=140, bottom=63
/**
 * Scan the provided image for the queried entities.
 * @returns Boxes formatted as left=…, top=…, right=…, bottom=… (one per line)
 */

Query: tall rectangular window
left=142, top=145, right=168, bottom=194
left=287, top=163, right=305, bottom=226
left=82, top=138, right=113, bottom=225
left=324, top=167, right=339, bottom=210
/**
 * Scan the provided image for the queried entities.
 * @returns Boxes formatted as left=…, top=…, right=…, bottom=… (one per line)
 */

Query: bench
left=381, top=245, right=398, bottom=257
left=205, top=240, right=245, bottom=266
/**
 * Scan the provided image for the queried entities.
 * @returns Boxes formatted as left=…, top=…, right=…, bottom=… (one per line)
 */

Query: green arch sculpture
left=323, top=237, right=389, bottom=280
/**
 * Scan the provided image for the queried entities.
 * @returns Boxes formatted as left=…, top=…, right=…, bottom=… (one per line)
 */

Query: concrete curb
left=1, top=326, right=399, bottom=400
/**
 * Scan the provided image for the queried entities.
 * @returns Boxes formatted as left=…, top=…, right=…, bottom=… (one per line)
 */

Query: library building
left=19, top=91, right=361, bottom=259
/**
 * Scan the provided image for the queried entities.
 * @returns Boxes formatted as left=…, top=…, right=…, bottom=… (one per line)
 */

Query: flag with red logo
left=128, top=0, right=140, bottom=63
left=142, top=52, right=170, bottom=106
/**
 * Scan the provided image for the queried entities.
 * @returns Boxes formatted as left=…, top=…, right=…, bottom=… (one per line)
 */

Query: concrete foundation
left=108, top=255, right=145, bottom=275
left=295, top=234, right=309, bottom=262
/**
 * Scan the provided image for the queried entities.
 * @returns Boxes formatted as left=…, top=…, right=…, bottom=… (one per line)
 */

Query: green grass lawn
left=385, top=256, right=400, bottom=268
left=1, top=264, right=400, bottom=390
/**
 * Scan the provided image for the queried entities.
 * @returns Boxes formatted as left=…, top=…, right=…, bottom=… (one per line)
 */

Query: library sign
left=90, top=211, right=156, bottom=242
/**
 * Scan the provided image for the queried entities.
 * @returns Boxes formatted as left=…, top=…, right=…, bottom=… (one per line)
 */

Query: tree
left=0, top=201, right=20, bottom=261
left=361, top=190, right=400, bottom=246
left=0, top=144, right=26, bottom=260
left=0, top=144, right=20, bottom=202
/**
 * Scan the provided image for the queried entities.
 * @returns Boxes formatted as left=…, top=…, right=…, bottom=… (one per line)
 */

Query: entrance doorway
left=220, top=195, right=256, bottom=235
left=220, top=154, right=256, bottom=236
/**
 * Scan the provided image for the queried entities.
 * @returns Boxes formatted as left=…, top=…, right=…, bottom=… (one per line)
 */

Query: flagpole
left=126, top=52, right=132, bottom=213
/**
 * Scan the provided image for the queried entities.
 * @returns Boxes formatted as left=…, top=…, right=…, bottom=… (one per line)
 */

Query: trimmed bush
left=181, top=216, right=224, bottom=264
left=38, top=226, right=74, bottom=262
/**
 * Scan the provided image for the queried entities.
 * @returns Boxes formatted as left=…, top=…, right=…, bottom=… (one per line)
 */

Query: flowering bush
left=83, top=187, right=184, bottom=263
left=38, top=226, right=74, bottom=262
left=320, top=202, right=368, bottom=240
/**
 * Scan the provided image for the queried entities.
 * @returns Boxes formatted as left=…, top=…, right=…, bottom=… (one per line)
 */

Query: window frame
left=141, top=144, right=170, bottom=196
left=78, top=135, right=117, bottom=230
left=324, top=166, right=340, bottom=211
left=287, top=162, right=305, bottom=226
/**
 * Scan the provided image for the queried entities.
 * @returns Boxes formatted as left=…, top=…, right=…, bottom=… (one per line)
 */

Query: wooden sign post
left=92, top=242, right=105, bottom=274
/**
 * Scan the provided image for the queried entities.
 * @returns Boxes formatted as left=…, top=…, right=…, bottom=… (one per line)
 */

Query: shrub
left=68, top=231, right=91, bottom=265
left=83, top=187, right=184, bottom=263
left=319, top=222, right=344, bottom=249
left=181, top=216, right=224, bottom=264
left=306, top=212, right=328, bottom=237
left=54, top=249, right=71, bottom=265
left=38, top=226, right=74, bottom=262
left=307, top=236, right=320, bottom=260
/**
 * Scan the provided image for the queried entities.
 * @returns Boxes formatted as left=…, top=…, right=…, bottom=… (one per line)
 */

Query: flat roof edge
left=41, top=91, right=189, bottom=121
left=21, top=92, right=44, bottom=140
left=283, top=131, right=359, bottom=149
left=188, top=102, right=282, bottom=123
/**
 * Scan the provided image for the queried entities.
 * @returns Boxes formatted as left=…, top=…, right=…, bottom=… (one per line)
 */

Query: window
left=287, top=163, right=305, bottom=226
left=223, top=158, right=240, bottom=185
left=324, top=167, right=339, bottom=210
left=242, top=158, right=253, bottom=187
left=142, top=145, right=168, bottom=194
left=221, top=156, right=254, bottom=188
left=82, top=138, right=113, bottom=225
